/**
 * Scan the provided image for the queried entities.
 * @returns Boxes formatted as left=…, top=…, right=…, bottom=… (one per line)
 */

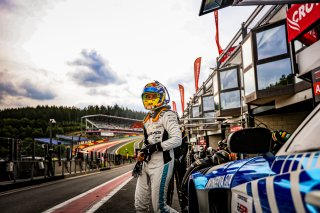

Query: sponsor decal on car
left=231, top=192, right=253, bottom=213
left=205, top=174, right=234, bottom=188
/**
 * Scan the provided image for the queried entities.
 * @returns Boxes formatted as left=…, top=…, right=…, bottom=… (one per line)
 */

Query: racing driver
left=134, top=80, right=182, bottom=213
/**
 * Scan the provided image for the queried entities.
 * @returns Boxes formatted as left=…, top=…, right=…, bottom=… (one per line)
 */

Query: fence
left=0, top=154, right=134, bottom=183
left=0, top=137, right=134, bottom=183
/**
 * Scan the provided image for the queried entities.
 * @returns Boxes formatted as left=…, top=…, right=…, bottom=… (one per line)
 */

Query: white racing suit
left=135, top=109, right=182, bottom=213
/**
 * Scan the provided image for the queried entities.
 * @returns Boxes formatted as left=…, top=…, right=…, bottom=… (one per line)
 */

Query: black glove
left=141, top=142, right=163, bottom=155
left=132, top=161, right=143, bottom=178
left=140, top=142, right=163, bottom=162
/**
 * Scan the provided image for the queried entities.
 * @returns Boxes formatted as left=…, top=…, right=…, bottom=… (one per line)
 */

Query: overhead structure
left=81, top=114, right=143, bottom=136
left=199, top=0, right=320, bottom=15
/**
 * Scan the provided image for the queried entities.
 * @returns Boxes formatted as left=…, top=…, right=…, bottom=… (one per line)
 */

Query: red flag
left=178, top=84, right=185, bottom=113
left=194, top=57, right=201, bottom=92
left=219, top=46, right=237, bottom=63
left=214, top=10, right=223, bottom=55
left=172, top=101, right=177, bottom=112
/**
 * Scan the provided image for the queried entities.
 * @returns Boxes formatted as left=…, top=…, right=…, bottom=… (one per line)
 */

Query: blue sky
left=0, top=0, right=255, bottom=114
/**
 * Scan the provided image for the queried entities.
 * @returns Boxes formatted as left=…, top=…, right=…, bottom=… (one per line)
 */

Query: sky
left=0, top=0, right=256, bottom=114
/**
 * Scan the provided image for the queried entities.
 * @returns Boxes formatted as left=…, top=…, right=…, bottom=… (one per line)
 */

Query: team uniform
left=134, top=81, right=182, bottom=213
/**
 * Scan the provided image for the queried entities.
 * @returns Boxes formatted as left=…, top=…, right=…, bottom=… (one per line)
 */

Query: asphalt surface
left=0, top=163, right=181, bottom=213
left=96, top=176, right=181, bottom=213
left=0, top=165, right=135, bottom=213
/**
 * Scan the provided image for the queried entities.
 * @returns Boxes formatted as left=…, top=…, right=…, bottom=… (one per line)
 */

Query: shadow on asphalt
left=96, top=178, right=181, bottom=213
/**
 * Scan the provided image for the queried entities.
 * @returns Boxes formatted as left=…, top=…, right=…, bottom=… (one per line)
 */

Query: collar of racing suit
left=143, top=105, right=170, bottom=123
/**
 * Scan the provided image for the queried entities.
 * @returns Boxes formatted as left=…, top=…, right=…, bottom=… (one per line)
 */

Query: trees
left=0, top=104, right=146, bottom=140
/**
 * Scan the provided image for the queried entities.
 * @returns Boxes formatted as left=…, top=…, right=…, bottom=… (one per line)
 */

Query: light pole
left=47, top=119, right=56, bottom=177
left=49, top=119, right=56, bottom=149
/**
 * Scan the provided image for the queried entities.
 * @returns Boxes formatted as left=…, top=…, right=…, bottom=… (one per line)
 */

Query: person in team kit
left=134, top=81, right=182, bottom=213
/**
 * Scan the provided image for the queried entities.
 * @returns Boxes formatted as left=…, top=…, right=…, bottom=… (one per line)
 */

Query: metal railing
left=0, top=155, right=134, bottom=184
left=0, top=137, right=134, bottom=184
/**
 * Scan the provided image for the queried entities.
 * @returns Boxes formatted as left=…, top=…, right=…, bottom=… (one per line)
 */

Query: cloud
left=68, top=49, right=125, bottom=87
left=0, top=72, right=55, bottom=102
left=21, top=80, right=55, bottom=100
left=0, top=81, right=20, bottom=97
left=0, top=71, right=22, bottom=102
left=0, top=0, right=15, bottom=11
left=0, top=0, right=63, bottom=13
left=87, top=88, right=109, bottom=96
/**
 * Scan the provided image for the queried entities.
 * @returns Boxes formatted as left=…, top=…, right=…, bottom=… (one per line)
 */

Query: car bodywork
left=188, top=104, right=320, bottom=213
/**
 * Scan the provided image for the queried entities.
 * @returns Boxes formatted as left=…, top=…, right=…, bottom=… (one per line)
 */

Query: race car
left=188, top=103, right=320, bottom=213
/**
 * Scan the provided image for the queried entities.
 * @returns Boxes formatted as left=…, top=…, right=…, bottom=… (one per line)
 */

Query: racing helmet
left=271, top=130, right=291, bottom=145
left=217, top=139, right=227, bottom=151
left=212, top=150, right=230, bottom=165
left=141, top=81, right=170, bottom=110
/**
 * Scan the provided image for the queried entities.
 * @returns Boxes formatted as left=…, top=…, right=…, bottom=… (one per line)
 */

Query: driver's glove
left=141, top=142, right=163, bottom=155
left=140, top=142, right=163, bottom=162
left=132, top=161, right=143, bottom=178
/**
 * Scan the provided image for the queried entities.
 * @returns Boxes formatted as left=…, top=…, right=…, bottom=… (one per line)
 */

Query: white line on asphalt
left=114, top=139, right=138, bottom=154
left=0, top=164, right=133, bottom=197
left=42, top=171, right=132, bottom=213
left=86, top=176, right=134, bottom=213
left=0, top=172, right=100, bottom=197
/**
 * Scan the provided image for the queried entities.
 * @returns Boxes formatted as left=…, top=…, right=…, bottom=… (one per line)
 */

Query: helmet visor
left=142, top=92, right=161, bottom=110
left=142, top=92, right=160, bottom=100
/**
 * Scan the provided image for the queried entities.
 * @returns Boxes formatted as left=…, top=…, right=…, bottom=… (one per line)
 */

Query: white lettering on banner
left=288, top=3, right=320, bottom=32
left=308, top=29, right=317, bottom=39
left=206, top=174, right=234, bottom=188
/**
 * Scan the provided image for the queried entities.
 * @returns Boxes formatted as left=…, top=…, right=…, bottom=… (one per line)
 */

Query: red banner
left=220, top=46, right=237, bottom=64
left=194, top=57, right=201, bottom=92
left=287, top=3, right=320, bottom=43
left=178, top=84, right=185, bottom=113
left=214, top=10, right=223, bottom=55
left=299, top=29, right=318, bottom=46
left=172, top=101, right=177, bottom=112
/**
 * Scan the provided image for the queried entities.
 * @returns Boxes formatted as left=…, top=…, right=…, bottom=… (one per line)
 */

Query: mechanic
left=271, top=130, right=291, bottom=154
left=134, top=80, right=182, bottom=213
left=217, top=139, right=237, bottom=161
left=217, top=139, right=228, bottom=151
left=198, top=146, right=206, bottom=159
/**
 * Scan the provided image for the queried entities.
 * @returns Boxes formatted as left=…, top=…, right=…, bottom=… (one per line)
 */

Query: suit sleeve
left=160, top=111, right=182, bottom=151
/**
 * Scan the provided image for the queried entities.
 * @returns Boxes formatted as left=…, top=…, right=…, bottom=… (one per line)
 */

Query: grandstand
left=81, top=114, right=143, bottom=137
